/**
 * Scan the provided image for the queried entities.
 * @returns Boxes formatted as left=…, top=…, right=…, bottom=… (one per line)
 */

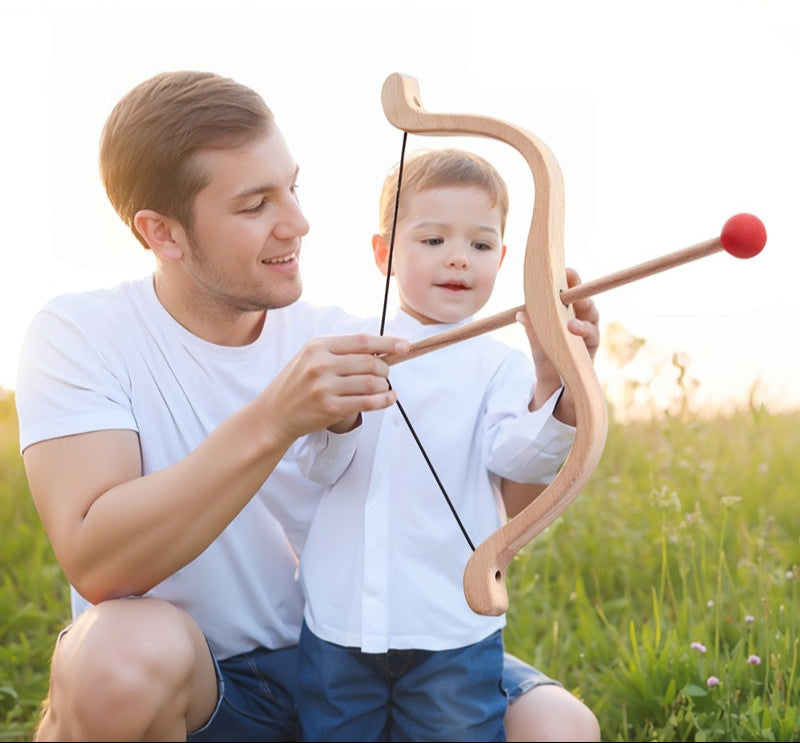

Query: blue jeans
left=297, top=621, right=507, bottom=742
left=185, top=638, right=560, bottom=741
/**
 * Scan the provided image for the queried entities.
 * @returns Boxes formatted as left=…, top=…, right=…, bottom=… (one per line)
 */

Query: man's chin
left=265, top=281, right=303, bottom=310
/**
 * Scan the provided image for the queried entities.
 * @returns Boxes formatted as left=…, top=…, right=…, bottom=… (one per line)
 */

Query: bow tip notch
left=463, top=554, right=510, bottom=617
left=381, top=73, right=424, bottom=131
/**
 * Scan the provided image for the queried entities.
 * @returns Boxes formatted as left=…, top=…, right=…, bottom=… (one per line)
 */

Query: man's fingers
left=347, top=390, right=399, bottom=412
left=327, top=373, right=393, bottom=397
left=323, top=333, right=410, bottom=357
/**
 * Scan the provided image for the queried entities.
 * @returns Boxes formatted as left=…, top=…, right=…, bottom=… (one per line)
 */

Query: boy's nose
left=446, top=251, right=468, bottom=268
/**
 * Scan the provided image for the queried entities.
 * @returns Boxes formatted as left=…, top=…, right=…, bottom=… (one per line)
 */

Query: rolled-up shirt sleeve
left=485, top=384, right=576, bottom=485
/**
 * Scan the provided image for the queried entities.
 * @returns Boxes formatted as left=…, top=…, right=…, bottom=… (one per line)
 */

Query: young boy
left=288, top=148, right=598, bottom=741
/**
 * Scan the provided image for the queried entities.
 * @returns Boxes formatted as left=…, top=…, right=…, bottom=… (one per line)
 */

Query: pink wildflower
left=707, top=676, right=720, bottom=687
left=691, top=642, right=707, bottom=654
left=747, top=655, right=761, bottom=665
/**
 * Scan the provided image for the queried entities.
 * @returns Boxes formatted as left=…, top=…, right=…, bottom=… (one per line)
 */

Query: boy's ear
left=371, top=233, right=392, bottom=276
left=133, top=210, right=184, bottom=260
left=499, top=244, right=507, bottom=267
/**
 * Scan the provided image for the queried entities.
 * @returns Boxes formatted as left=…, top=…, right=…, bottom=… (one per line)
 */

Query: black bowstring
left=378, top=132, right=476, bottom=552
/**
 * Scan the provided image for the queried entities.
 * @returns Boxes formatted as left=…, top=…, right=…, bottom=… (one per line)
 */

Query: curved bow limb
left=382, top=73, right=609, bottom=616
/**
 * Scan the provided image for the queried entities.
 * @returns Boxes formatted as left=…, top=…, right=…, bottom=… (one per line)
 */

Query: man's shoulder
left=271, top=300, right=371, bottom=335
left=38, top=275, right=151, bottom=325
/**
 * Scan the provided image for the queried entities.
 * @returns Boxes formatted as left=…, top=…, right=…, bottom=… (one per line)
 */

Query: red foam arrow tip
left=720, top=213, right=767, bottom=259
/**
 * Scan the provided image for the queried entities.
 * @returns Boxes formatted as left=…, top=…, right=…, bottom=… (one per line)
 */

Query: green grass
left=2, top=387, right=799, bottom=741
left=505, top=405, right=800, bottom=741
left=0, top=392, right=70, bottom=741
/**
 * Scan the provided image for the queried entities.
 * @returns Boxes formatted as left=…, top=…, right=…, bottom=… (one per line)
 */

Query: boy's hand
left=517, top=267, right=600, bottom=422
left=564, top=267, right=600, bottom=360
left=328, top=412, right=362, bottom=434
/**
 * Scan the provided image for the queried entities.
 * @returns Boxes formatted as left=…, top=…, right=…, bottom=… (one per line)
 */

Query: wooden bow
left=381, top=73, right=609, bottom=616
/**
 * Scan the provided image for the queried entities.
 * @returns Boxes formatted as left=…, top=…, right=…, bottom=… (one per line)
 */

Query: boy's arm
left=520, top=267, right=600, bottom=427
left=294, top=420, right=362, bottom=485
left=501, top=268, right=600, bottom=515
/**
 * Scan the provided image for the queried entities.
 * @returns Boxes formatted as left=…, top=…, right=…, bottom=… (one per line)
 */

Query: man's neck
left=153, top=270, right=266, bottom=347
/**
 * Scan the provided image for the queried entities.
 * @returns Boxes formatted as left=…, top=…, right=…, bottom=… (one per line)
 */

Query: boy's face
left=181, top=129, right=310, bottom=313
left=374, top=185, right=506, bottom=325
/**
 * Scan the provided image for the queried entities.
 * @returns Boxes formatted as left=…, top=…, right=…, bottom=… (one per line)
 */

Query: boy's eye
left=473, top=241, right=493, bottom=251
left=422, top=237, right=443, bottom=246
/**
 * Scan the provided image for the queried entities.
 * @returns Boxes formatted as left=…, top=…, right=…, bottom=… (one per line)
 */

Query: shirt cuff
left=487, top=387, right=576, bottom=483
left=295, top=426, right=362, bottom=484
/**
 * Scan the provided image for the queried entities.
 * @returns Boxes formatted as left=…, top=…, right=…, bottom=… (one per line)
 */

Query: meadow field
left=2, top=378, right=799, bottom=741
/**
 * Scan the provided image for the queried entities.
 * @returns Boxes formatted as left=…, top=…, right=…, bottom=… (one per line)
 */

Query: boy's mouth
left=437, top=280, right=469, bottom=292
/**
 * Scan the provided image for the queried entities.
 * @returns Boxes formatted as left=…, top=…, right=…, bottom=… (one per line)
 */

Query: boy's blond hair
left=378, top=148, right=509, bottom=238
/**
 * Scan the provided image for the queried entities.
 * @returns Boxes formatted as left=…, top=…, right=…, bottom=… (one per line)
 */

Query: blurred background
left=2, top=0, right=797, bottom=417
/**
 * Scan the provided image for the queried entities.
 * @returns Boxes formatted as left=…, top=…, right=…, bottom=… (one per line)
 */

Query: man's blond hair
left=99, top=71, right=275, bottom=248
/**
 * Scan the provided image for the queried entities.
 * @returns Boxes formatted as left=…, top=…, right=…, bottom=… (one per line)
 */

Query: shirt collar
left=388, top=307, right=475, bottom=342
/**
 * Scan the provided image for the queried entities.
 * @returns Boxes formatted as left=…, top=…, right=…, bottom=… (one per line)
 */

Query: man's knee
left=43, top=598, right=207, bottom=740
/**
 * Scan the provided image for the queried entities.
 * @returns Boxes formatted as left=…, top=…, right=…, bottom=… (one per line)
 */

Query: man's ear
left=371, top=233, right=392, bottom=276
left=133, top=210, right=184, bottom=260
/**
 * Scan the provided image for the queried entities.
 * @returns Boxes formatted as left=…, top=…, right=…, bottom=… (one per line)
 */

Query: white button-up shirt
left=294, top=310, right=576, bottom=653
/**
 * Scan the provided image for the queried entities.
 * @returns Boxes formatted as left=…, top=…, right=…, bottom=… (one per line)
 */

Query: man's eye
left=242, top=199, right=267, bottom=214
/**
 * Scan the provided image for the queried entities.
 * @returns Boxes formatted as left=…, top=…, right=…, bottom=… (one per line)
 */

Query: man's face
left=181, top=129, right=310, bottom=314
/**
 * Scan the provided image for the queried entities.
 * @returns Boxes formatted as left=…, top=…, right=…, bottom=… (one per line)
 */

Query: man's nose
left=274, top=196, right=310, bottom=239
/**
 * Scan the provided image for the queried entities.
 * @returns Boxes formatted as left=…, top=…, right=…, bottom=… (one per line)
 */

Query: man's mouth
left=263, top=251, right=298, bottom=265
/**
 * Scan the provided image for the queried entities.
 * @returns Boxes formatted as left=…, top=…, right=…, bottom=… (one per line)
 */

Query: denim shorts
left=188, top=644, right=301, bottom=742
left=187, top=639, right=560, bottom=741
left=297, top=622, right=505, bottom=742
left=502, top=649, right=561, bottom=703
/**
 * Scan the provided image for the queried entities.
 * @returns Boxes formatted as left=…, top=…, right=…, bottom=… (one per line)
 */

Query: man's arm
left=24, top=333, right=407, bottom=605
left=501, top=481, right=547, bottom=519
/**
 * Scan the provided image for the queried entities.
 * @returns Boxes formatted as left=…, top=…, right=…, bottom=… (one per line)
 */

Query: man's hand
left=257, top=334, right=409, bottom=445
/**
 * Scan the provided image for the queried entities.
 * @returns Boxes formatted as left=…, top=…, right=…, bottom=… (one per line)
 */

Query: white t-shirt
left=290, top=309, right=576, bottom=654
left=15, top=274, right=363, bottom=661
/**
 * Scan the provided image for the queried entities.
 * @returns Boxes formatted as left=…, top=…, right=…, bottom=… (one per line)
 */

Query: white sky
left=2, top=0, right=798, bottom=415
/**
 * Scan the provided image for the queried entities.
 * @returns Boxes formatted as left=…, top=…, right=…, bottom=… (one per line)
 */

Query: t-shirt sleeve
left=15, top=303, right=136, bottom=453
